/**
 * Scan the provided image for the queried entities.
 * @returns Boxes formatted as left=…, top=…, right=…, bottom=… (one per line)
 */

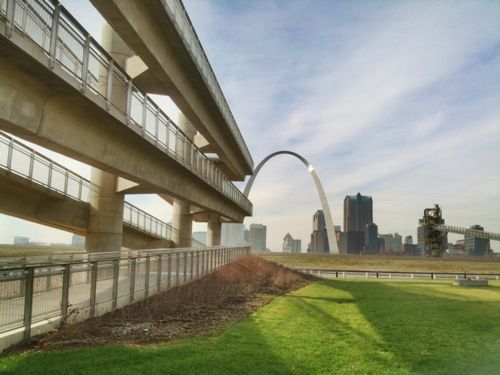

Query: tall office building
left=249, top=223, right=267, bottom=251
left=282, top=233, right=301, bottom=253
left=464, top=225, right=490, bottom=257
left=310, top=210, right=329, bottom=253
left=344, top=193, right=373, bottom=232
left=379, top=233, right=402, bottom=254
left=364, top=223, right=379, bottom=254
left=221, top=223, right=245, bottom=246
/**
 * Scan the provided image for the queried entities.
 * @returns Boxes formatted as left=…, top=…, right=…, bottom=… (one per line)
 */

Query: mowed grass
left=260, top=253, right=500, bottom=273
left=2, top=279, right=500, bottom=375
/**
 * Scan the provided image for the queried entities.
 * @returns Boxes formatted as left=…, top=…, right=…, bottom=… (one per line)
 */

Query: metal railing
left=299, top=268, right=500, bottom=281
left=0, top=131, right=178, bottom=241
left=162, top=0, right=253, bottom=170
left=0, top=0, right=252, bottom=213
left=0, top=246, right=250, bottom=340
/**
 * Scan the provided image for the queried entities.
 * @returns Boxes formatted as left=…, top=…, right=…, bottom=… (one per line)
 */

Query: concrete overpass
left=0, top=0, right=253, bottom=251
left=0, top=131, right=183, bottom=249
left=89, top=0, right=253, bottom=181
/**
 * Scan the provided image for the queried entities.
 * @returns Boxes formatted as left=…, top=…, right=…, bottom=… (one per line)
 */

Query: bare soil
left=5, top=256, right=316, bottom=354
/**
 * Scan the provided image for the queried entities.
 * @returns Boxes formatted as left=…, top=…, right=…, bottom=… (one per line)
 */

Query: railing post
left=129, top=257, right=136, bottom=303
left=144, top=255, right=151, bottom=299
left=89, top=261, right=98, bottom=318
left=167, top=253, right=172, bottom=288
left=111, top=259, right=119, bottom=309
left=196, top=250, right=200, bottom=278
left=23, top=267, right=35, bottom=340
left=81, top=35, right=91, bottom=92
left=48, top=4, right=61, bottom=69
left=175, top=253, right=180, bottom=286
left=190, top=251, right=194, bottom=280
left=5, top=0, right=16, bottom=38
left=126, top=80, right=133, bottom=123
left=106, top=60, right=114, bottom=110
left=157, top=255, right=162, bottom=292
left=183, top=252, right=187, bottom=282
left=201, top=250, right=205, bottom=275
left=6, top=140, right=13, bottom=170
left=61, top=264, right=71, bottom=320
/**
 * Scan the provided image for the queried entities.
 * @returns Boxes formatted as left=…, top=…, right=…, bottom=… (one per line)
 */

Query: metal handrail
left=0, top=0, right=252, bottom=213
left=162, top=0, right=253, bottom=169
left=0, top=131, right=178, bottom=241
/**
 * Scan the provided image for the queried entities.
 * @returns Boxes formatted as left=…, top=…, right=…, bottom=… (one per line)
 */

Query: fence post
left=167, top=253, right=172, bottom=289
left=23, top=267, right=35, bottom=340
left=201, top=250, right=205, bottom=275
left=145, top=256, right=151, bottom=299
left=61, top=264, right=71, bottom=320
left=89, top=261, right=98, bottom=318
left=184, top=252, right=188, bottom=282
left=157, top=255, right=162, bottom=292
left=430, top=273, right=434, bottom=280
left=190, top=251, right=194, bottom=280
left=112, top=259, right=119, bottom=309
left=196, top=250, right=200, bottom=278
left=129, top=257, right=136, bottom=303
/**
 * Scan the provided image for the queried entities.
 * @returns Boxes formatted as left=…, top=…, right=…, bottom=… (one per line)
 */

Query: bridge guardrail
left=162, top=0, right=253, bottom=170
left=0, top=0, right=252, bottom=213
left=0, top=246, right=250, bottom=342
left=0, top=131, right=179, bottom=241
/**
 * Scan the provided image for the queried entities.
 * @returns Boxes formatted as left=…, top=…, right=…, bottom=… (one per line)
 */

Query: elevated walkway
left=0, top=0, right=251, bottom=222
left=90, top=0, right=253, bottom=180
left=0, top=131, right=208, bottom=249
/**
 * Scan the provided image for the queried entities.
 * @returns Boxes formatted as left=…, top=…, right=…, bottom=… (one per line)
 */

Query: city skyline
left=0, top=0, right=499, bottom=252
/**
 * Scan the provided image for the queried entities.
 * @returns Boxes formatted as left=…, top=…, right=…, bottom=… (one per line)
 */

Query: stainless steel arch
left=244, top=151, right=339, bottom=254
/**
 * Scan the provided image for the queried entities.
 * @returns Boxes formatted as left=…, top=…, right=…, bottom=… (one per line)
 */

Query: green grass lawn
left=260, top=253, right=500, bottom=273
left=2, top=279, right=500, bottom=375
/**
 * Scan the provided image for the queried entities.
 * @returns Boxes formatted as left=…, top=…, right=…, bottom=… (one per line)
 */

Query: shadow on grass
left=322, top=279, right=500, bottom=375
left=0, top=315, right=295, bottom=375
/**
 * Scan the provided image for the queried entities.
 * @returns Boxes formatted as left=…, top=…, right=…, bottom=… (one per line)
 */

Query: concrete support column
left=172, top=199, right=192, bottom=248
left=86, top=169, right=124, bottom=252
left=86, top=23, right=132, bottom=253
left=171, top=112, right=196, bottom=247
left=207, top=213, right=221, bottom=246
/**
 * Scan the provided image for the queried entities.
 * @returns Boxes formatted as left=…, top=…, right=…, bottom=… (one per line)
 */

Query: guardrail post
left=80, top=35, right=91, bottom=92
left=144, top=255, right=151, bottom=299
left=111, top=259, right=119, bottom=309
left=175, top=253, right=180, bottom=286
left=157, top=255, right=162, bottom=292
left=61, top=264, right=71, bottom=320
left=48, top=4, right=61, bottom=69
left=190, top=251, right=194, bottom=280
left=167, top=254, right=172, bottom=288
left=89, top=261, right=98, bottom=318
left=196, top=250, right=200, bottom=277
left=183, top=252, right=187, bottom=282
left=129, top=257, right=136, bottom=303
left=23, top=267, right=35, bottom=340
left=126, top=80, right=133, bottom=123
left=105, top=61, right=115, bottom=111
left=5, top=0, right=16, bottom=38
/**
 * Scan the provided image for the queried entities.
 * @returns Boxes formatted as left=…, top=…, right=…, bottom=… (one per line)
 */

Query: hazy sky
left=1, top=0, right=499, bottom=252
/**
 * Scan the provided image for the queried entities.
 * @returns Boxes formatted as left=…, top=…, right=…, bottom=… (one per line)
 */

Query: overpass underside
left=0, top=167, right=174, bottom=250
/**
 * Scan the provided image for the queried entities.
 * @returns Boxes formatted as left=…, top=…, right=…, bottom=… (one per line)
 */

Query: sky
left=1, top=0, right=499, bottom=252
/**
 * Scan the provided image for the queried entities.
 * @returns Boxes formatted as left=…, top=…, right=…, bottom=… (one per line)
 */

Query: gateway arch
left=243, top=151, right=339, bottom=254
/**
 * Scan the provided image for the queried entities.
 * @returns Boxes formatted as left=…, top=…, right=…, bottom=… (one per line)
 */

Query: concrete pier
left=207, top=213, right=221, bottom=246
left=172, top=199, right=192, bottom=248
